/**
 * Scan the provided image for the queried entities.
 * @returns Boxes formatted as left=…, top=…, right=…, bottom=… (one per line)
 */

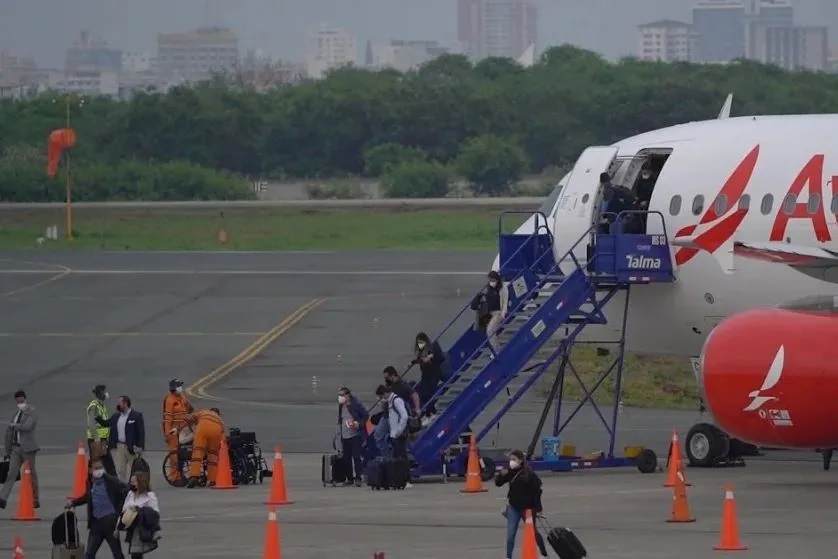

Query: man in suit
left=0, top=390, right=39, bottom=509
left=108, top=395, right=145, bottom=483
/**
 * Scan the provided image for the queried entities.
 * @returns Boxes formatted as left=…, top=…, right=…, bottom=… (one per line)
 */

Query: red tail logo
left=673, top=145, right=760, bottom=266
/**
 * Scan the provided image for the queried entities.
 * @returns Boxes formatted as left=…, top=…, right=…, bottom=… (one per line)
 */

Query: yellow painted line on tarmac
left=0, top=332, right=266, bottom=338
left=186, top=297, right=327, bottom=401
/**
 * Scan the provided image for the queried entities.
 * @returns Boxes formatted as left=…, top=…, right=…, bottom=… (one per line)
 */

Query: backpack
left=389, top=396, right=421, bottom=435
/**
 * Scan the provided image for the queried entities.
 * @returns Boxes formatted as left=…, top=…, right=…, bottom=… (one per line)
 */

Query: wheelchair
left=227, top=427, right=272, bottom=485
left=162, top=443, right=207, bottom=488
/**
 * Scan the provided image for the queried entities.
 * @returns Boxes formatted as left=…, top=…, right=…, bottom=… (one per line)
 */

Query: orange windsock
left=264, top=447, right=294, bottom=506
left=459, top=434, right=488, bottom=494
left=12, top=461, right=40, bottom=522
left=664, top=430, right=690, bottom=487
left=46, top=128, right=77, bottom=178
left=714, top=485, right=747, bottom=551
left=211, top=437, right=238, bottom=490
left=665, top=470, right=695, bottom=523
left=68, top=441, right=87, bottom=499
left=520, top=510, right=538, bottom=559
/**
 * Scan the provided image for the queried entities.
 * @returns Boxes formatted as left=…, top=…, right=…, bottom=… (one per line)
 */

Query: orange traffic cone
left=373, top=554, right=385, bottom=559
left=211, top=437, right=238, bottom=490
left=12, top=461, right=39, bottom=522
left=12, top=535, right=24, bottom=558
left=666, top=470, right=695, bottom=523
left=460, top=434, right=488, bottom=494
left=264, top=447, right=294, bottom=506
left=714, top=485, right=747, bottom=551
left=263, top=506, right=281, bottom=559
left=68, top=441, right=87, bottom=499
left=520, top=509, right=538, bottom=559
left=664, top=430, right=691, bottom=487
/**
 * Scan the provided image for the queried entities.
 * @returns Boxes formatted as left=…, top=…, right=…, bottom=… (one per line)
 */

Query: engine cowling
left=701, top=307, right=838, bottom=449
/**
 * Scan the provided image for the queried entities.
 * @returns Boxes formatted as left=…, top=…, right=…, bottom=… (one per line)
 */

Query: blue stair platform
left=369, top=211, right=676, bottom=480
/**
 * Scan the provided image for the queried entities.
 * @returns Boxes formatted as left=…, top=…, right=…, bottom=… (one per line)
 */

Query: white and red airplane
left=496, top=95, right=838, bottom=468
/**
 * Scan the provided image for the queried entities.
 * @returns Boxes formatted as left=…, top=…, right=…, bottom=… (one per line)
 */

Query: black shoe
left=0, top=499, right=6, bottom=509
left=341, top=480, right=354, bottom=486
left=186, top=478, right=198, bottom=488
left=354, top=479, right=362, bottom=487
left=33, top=500, right=40, bottom=509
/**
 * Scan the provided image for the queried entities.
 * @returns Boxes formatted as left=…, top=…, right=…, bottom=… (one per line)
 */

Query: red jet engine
left=701, top=306, right=838, bottom=449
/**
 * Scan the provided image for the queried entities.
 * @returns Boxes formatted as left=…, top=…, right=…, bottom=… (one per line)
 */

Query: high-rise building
left=65, top=30, right=122, bottom=74
left=692, top=0, right=746, bottom=63
left=745, top=0, right=794, bottom=58
left=366, top=40, right=449, bottom=72
left=457, top=0, right=537, bottom=61
left=748, top=25, right=828, bottom=71
left=304, top=24, right=357, bottom=79
left=156, top=27, right=239, bottom=83
left=637, top=20, right=694, bottom=62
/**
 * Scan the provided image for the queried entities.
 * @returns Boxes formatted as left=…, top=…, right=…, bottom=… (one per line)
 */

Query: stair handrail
left=420, top=214, right=614, bottom=416
left=362, top=210, right=556, bottom=416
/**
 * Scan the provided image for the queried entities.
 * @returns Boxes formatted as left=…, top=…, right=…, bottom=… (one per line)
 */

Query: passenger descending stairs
left=407, top=219, right=675, bottom=476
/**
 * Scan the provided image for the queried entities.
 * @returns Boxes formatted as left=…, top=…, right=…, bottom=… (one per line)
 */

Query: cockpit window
left=537, top=184, right=564, bottom=217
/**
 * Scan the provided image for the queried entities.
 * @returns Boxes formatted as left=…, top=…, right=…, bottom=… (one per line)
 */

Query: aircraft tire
left=685, top=422, right=730, bottom=467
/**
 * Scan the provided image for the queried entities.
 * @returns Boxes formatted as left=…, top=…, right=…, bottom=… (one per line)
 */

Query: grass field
left=537, top=346, right=699, bottom=410
left=0, top=206, right=526, bottom=250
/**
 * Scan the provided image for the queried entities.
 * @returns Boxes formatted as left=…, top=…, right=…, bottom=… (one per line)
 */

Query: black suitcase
left=385, top=457, right=410, bottom=490
left=366, top=457, right=388, bottom=490
left=321, top=454, right=346, bottom=486
left=0, top=459, right=20, bottom=484
left=540, top=516, right=587, bottom=559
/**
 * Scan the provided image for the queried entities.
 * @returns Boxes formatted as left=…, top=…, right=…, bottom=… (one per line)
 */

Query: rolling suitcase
left=366, top=457, right=388, bottom=490
left=539, top=515, right=587, bottom=559
left=321, top=453, right=346, bottom=486
left=385, top=457, right=410, bottom=490
left=51, top=509, right=83, bottom=559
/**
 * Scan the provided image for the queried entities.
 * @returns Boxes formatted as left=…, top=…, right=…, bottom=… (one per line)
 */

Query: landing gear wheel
left=479, top=457, right=496, bottom=482
left=685, top=423, right=730, bottom=467
left=636, top=449, right=658, bottom=474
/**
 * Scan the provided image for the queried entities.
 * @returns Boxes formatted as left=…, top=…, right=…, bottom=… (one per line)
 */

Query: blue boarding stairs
left=389, top=210, right=675, bottom=480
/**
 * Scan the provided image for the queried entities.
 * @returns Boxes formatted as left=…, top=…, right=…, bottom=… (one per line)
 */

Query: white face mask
left=92, top=469, right=105, bottom=479
left=338, top=395, right=347, bottom=404
left=509, top=459, right=521, bottom=470
left=417, top=341, right=426, bottom=349
left=489, top=281, right=497, bottom=288
left=16, top=403, right=25, bottom=411
left=641, top=171, right=651, bottom=180
left=176, top=386, right=183, bottom=394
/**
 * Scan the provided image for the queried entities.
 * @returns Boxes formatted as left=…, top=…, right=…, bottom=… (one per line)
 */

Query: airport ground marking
left=186, top=297, right=327, bottom=401
left=1, top=261, right=72, bottom=297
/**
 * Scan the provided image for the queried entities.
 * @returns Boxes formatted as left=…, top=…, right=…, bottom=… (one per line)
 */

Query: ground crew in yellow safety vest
left=86, top=384, right=116, bottom=475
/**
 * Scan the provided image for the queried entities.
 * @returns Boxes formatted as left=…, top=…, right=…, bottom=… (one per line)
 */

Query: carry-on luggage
left=366, top=456, right=409, bottom=490
left=51, top=509, right=83, bottom=559
left=322, top=453, right=347, bottom=486
left=0, top=458, right=20, bottom=484
left=366, top=456, right=388, bottom=489
left=539, top=515, right=587, bottom=559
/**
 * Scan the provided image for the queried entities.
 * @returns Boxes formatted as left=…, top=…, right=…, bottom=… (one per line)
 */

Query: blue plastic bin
left=541, top=436, right=562, bottom=462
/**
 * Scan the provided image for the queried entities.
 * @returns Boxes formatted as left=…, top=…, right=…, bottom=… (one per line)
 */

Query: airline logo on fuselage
left=742, top=345, right=784, bottom=412
left=625, top=255, right=661, bottom=269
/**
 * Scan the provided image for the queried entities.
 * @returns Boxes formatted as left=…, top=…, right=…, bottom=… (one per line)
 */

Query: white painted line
left=97, top=250, right=334, bottom=255
left=0, top=269, right=486, bottom=276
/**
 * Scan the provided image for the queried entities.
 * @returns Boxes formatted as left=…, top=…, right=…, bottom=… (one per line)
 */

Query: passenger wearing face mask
left=87, top=384, right=116, bottom=476
left=495, top=450, right=549, bottom=559
left=0, top=390, right=39, bottom=510
left=336, top=387, right=368, bottom=487
left=120, top=471, right=161, bottom=557
left=66, top=458, right=129, bottom=559
left=470, top=270, right=509, bottom=354
left=410, top=332, right=451, bottom=425
left=162, top=379, right=193, bottom=483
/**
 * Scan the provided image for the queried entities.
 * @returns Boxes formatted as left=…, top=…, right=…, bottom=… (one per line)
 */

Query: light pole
left=54, top=93, right=84, bottom=240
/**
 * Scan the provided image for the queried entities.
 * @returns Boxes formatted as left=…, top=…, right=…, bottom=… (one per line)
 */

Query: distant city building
left=636, top=20, right=694, bottom=62
left=748, top=25, right=828, bottom=71
left=0, top=51, right=49, bottom=98
left=48, top=69, right=119, bottom=97
left=65, top=30, right=122, bottom=74
left=238, top=49, right=305, bottom=90
left=457, top=0, right=537, bottom=61
left=365, top=40, right=448, bottom=72
left=304, top=24, right=357, bottom=79
left=122, top=51, right=153, bottom=74
left=156, top=27, right=239, bottom=83
left=744, top=0, right=793, bottom=58
left=692, top=0, right=746, bottom=63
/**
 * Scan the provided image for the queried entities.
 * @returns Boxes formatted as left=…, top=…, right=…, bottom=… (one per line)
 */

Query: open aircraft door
left=551, top=146, right=618, bottom=275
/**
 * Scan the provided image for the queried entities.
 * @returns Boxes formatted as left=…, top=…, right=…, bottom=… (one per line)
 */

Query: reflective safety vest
left=86, top=399, right=110, bottom=439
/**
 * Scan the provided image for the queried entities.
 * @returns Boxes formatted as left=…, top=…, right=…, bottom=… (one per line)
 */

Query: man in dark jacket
left=495, top=450, right=549, bottom=559
left=337, top=387, right=368, bottom=487
left=67, top=458, right=129, bottom=559
left=107, top=395, right=146, bottom=483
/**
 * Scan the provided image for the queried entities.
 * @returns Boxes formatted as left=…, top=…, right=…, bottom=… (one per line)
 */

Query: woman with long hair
left=495, top=450, right=549, bottom=559
left=121, top=471, right=161, bottom=557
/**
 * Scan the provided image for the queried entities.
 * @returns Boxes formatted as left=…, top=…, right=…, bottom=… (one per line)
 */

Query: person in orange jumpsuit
left=186, top=407, right=225, bottom=488
left=162, top=378, right=193, bottom=482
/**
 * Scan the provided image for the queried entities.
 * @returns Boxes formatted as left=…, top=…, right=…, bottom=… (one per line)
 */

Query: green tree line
left=4, top=45, right=838, bottom=201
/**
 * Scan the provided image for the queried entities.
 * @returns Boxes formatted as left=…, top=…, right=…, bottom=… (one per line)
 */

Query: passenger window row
left=668, top=193, right=838, bottom=217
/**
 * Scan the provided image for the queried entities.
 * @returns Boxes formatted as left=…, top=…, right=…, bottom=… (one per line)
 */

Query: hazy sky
left=2, top=0, right=838, bottom=67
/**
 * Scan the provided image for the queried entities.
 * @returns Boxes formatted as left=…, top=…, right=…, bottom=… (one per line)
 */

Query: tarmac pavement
left=0, top=249, right=827, bottom=557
